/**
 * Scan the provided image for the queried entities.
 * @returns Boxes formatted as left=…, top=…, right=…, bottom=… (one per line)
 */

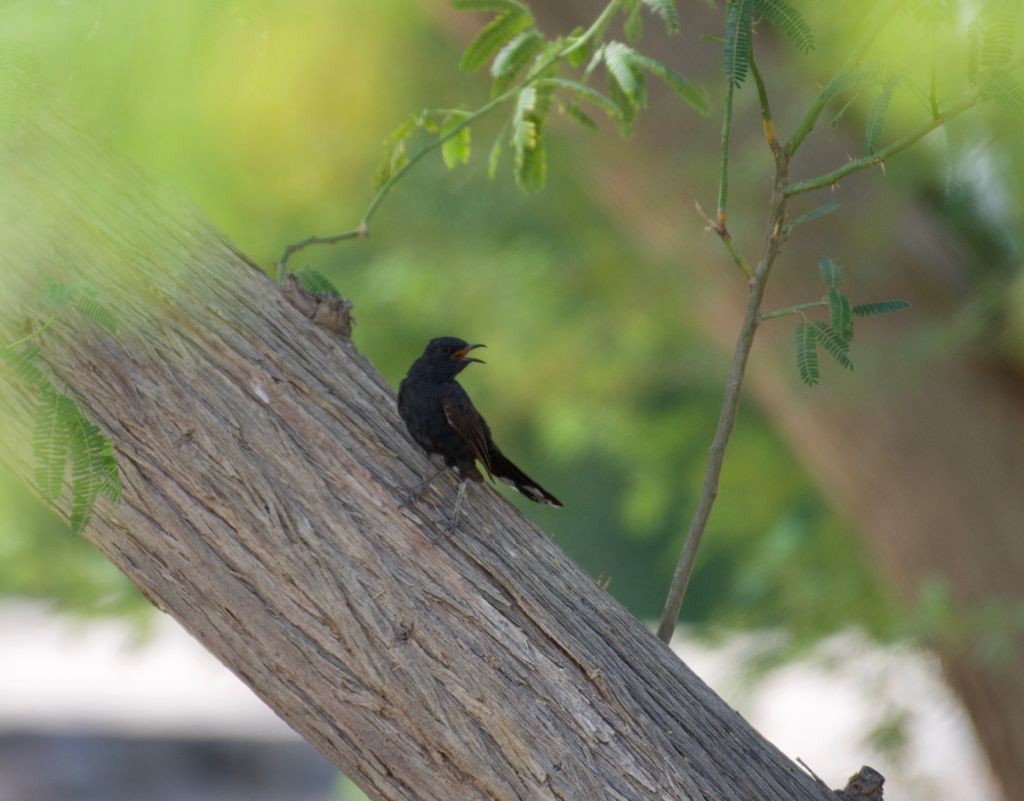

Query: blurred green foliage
left=6, top=0, right=1021, bottom=659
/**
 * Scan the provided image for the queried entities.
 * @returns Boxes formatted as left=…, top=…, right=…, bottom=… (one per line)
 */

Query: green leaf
left=818, top=258, right=842, bottom=287
left=976, top=7, right=1016, bottom=71
left=33, top=386, right=70, bottom=500
left=812, top=321, right=853, bottom=370
left=487, top=130, right=505, bottom=178
left=538, top=77, right=620, bottom=117
left=65, top=400, right=111, bottom=535
left=785, top=201, right=840, bottom=234
left=74, top=296, right=118, bottom=334
left=851, top=299, right=911, bottom=317
left=640, top=0, right=681, bottom=33
left=724, top=0, right=754, bottom=87
left=563, top=103, right=598, bottom=129
left=606, top=72, right=638, bottom=134
left=512, top=84, right=551, bottom=191
left=754, top=0, right=814, bottom=53
left=602, top=42, right=647, bottom=106
left=629, top=52, right=710, bottom=115
left=865, top=75, right=899, bottom=155
left=978, top=71, right=1024, bottom=119
left=2, top=344, right=47, bottom=388
left=460, top=9, right=533, bottom=73
left=295, top=269, right=341, bottom=298
left=624, top=0, right=644, bottom=42
left=42, top=278, right=81, bottom=307
left=440, top=111, right=472, bottom=169
left=794, top=322, right=819, bottom=386
left=828, top=288, right=853, bottom=341
left=374, top=116, right=417, bottom=188
left=491, top=30, right=545, bottom=94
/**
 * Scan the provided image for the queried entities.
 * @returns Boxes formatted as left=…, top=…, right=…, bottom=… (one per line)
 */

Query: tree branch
left=275, top=0, right=622, bottom=279
left=760, top=299, right=827, bottom=321
left=658, top=150, right=791, bottom=643
left=784, top=97, right=976, bottom=197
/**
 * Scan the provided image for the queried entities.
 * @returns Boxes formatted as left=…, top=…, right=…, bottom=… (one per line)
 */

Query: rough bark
left=0, top=116, right=852, bottom=800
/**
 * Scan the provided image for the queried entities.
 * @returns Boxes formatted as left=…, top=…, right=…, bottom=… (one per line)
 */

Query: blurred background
left=1, top=0, right=1022, bottom=799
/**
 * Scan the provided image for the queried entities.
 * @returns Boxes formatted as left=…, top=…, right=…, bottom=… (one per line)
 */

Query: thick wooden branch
left=0, top=114, right=845, bottom=801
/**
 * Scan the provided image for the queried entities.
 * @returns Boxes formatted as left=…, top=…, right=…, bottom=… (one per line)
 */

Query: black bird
left=398, top=336, right=562, bottom=531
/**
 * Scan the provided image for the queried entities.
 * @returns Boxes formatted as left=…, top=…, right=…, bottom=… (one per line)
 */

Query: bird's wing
left=442, top=384, right=494, bottom=478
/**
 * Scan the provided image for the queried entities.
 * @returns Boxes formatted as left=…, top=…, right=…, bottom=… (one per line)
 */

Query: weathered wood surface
left=0, top=116, right=841, bottom=801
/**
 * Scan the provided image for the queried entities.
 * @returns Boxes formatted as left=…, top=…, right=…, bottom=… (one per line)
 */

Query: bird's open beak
left=453, top=343, right=486, bottom=364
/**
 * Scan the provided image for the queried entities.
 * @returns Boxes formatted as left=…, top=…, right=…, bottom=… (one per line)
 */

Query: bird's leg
left=443, top=478, right=468, bottom=535
left=399, top=463, right=447, bottom=508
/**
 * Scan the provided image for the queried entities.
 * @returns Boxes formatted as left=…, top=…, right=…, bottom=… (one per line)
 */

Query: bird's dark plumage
left=398, top=337, right=562, bottom=515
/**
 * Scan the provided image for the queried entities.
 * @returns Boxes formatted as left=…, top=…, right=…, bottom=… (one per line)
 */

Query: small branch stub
left=835, top=766, right=885, bottom=801
left=282, top=273, right=354, bottom=338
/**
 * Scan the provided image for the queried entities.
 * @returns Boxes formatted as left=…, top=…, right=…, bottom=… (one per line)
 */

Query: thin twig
left=760, top=299, right=826, bottom=321
left=275, top=0, right=622, bottom=278
left=696, top=202, right=752, bottom=279
left=3, top=315, right=56, bottom=349
left=784, top=96, right=976, bottom=196
left=275, top=229, right=365, bottom=283
left=657, top=150, right=791, bottom=644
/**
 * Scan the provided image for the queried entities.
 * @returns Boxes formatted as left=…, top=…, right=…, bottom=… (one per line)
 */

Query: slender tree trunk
left=0, top=115, right=857, bottom=801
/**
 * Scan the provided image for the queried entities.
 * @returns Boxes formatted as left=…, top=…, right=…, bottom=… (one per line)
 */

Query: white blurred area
left=0, top=600, right=1002, bottom=801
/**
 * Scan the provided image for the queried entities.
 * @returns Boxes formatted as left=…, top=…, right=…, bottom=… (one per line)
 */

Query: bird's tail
left=488, top=449, right=563, bottom=508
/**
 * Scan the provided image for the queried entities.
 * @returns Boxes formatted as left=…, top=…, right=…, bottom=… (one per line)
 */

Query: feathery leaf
left=602, top=42, right=647, bottom=106
left=538, top=78, right=620, bottom=118
left=624, top=0, right=644, bottom=42
left=828, top=288, right=854, bottom=341
left=978, top=70, right=1024, bottom=119
left=66, top=402, right=113, bottom=535
left=754, top=0, right=814, bottom=53
left=2, top=344, right=47, bottom=388
left=818, top=258, right=842, bottom=287
left=295, top=269, right=341, bottom=298
left=724, top=0, right=755, bottom=87
left=74, top=296, right=118, bottom=334
left=812, top=321, right=854, bottom=369
left=852, top=299, right=911, bottom=317
left=641, top=0, right=681, bottom=33
left=491, top=30, right=545, bottom=94
left=374, top=116, right=417, bottom=188
left=865, top=75, right=899, bottom=155
left=460, top=9, right=533, bottom=73
left=794, top=322, right=819, bottom=386
left=33, top=386, right=70, bottom=500
left=512, top=84, right=551, bottom=191
left=629, top=52, right=711, bottom=114
left=977, top=7, right=1016, bottom=71
left=563, top=103, right=599, bottom=129
left=440, top=111, right=472, bottom=169
left=487, top=130, right=504, bottom=178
